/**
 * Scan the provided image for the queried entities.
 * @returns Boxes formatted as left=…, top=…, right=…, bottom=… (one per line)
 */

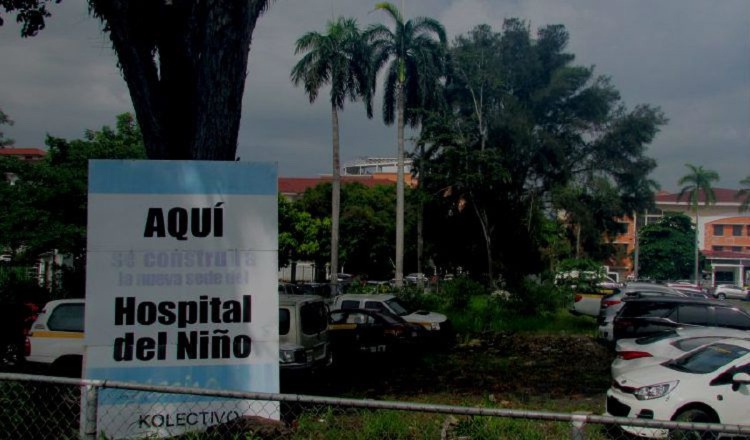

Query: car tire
left=717, top=293, right=726, bottom=300
left=669, top=408, right=718, bottom=440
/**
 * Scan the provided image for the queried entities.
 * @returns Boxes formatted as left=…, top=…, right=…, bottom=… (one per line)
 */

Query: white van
left=25, top=299, right=85, bottom=377
left=332, top=294, right=449, bottom=334
left=279, top=294, right=331, bottom=371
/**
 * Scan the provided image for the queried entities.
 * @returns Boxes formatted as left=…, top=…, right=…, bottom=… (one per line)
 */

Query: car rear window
left=340, top=300, right=360, bottom=309
left=47, top=304, right=84, bottom=332
left=635, top=330, right=678, bottom=345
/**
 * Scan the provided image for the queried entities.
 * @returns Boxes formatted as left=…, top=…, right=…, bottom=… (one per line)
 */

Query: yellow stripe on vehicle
left=30, top=331, right=84, bottom=339
left=328, top=324, right=357, bottom=330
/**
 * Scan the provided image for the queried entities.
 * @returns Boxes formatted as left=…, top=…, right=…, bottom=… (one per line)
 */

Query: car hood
left=613, top=363, right=695, bottom=389
left=403, top=310, right=447, bottom=323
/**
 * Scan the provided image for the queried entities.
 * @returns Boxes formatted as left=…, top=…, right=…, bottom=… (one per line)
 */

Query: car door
left=328, top=310, right=357, bottom=352
left=707, top=361, right=750, bottom=424
left=713, top=307, right=750, bottom=331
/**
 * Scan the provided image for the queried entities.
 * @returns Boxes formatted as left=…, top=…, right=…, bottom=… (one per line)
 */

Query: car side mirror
left=731, top=372, right=750, bottom=391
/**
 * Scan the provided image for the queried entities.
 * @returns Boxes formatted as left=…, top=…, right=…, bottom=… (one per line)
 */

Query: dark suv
left=612, top=296, right=750, bottom=341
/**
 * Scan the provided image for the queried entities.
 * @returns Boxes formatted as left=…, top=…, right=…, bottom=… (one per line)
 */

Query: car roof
left=43, top=299, right=84, bottom=308
left=623, top=296, right=719, bottom=305
left=279, top=294, right=325, bottom=305
left=336, top=293, right=397, bottom=301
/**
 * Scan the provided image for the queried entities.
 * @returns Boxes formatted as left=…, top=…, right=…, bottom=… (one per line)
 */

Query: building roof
left=703, top=249, right=750, bottom=260
left=279, top=176, right=395, bottom=196
left=0, top=148, right=46, bottom=158
left=656, top=188, right=745, bottom=205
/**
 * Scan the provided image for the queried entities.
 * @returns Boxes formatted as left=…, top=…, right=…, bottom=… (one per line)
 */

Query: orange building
left=610, top=188, right=750, bottom=285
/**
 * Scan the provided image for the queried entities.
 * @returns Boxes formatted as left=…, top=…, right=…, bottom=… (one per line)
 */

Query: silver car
left=712, top=284, right=748, bottom=300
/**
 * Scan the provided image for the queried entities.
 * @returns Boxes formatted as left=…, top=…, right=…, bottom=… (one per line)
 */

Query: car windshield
left=665, top=343, right=749, bottom=374
left=384, top=298, right=410, bottom=316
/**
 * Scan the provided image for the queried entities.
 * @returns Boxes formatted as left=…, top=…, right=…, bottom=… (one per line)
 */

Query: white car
left=611, top=327, right=750, bottom=378
left=25, top=299, right=85, bottom=377
left=607, top=338, right=750, bottom=438
left=332, top=293, right=449, bottom=334
left=713, top=284, right=748, bottom=300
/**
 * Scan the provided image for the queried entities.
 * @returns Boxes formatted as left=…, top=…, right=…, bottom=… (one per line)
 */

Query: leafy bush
left=505, top=278, right=568, bottom=316
left=436, top=277, right=487, bottom=309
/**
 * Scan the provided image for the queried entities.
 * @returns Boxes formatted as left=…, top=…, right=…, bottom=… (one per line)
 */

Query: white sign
left=85, top=160, right=279, bottom=439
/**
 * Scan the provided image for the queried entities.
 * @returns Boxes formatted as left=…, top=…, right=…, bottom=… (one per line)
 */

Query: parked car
left=607, top=338, right=750, bottom=438
left=611, top=326, right=750, bottom=378
left=404, top=273, right=428, bottom=284
left=327, top=308, right=424, bottom=358
left=25, top=299, right=85, bottom=377
left=332, top=294, right=450, bottom=337
left=611, top=296, right=750, bottom=342
left=597, top=283, right=689, bottom=342
left=279, top=294, right=331, bottom=372
left=278, top=282, right=304, bottom=295
left=712, top=284, right=748, bottom=300
left=567, top=276, right=623, bottom=317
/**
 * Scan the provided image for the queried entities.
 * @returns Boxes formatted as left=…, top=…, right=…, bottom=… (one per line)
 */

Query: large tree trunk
left=331, top=104, right=340, bottom=292
left=90, top=0, right=269, bottom=160
left=395, top=82, right=405, bottom=288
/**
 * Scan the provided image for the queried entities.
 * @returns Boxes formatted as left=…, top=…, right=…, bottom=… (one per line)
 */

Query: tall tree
left=291, top=17, right=372, bottom=290
left=0, top=108, right=14, bottom=147
left=736, top=176, right=750, bottom=213
left=367, top=2, right=447, bottom=287
left=637, top=213, right=696, bottom=281
left=677, top=163, right=719, bottom=285
left=2, top=1, right=272, bottom=160
left=419, top=21, right=664, bottom=288
left=0, top=114, right=145, bottom=294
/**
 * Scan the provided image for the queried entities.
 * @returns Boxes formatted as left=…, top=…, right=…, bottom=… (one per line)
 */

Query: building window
left=713, top=246, right=724, bottom=251
left=714, top=225, right=724, bottom=236
left=733, top=246, right=743, bottom=252
left=733, top=225, right=743, bottom=236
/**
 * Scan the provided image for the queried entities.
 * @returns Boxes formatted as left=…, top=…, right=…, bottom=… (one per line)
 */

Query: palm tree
left=736, top=176, right=750, bottom=213
left=677, top=163, right=719, bottom=286
left=291, top=17, right=373, bottom=288
left=367, top=2, right=447, bottom=287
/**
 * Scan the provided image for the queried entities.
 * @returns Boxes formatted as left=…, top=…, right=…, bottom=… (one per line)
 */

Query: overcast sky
left=0, top=0, right=748, bottom=192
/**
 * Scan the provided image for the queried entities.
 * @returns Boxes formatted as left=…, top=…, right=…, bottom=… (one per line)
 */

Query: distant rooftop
left=0, top=147, right=46, bottom=161
left=656, top=188, right=745, bottom=205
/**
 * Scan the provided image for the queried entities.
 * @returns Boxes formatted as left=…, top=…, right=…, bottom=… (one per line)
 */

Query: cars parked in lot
left=611, top=296, right=750, bottom=342
left=279, top=294, right=331, bottom=372
left=607, top=338, right=750, bottom=438
left=332, top=294, right=449, bottom=336
left=712, top=284, right=748, bottom=300
left=328, top=308, right=425, bottom=357
left=25, top=299, right=85, bottom=377
left=611, top=326, right=750, bottom=378
left=596, top=283, right=689, bottom=342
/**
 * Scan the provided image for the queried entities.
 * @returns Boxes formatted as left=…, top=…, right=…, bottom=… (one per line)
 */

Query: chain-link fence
left=2, top=372, right=750, bottom=439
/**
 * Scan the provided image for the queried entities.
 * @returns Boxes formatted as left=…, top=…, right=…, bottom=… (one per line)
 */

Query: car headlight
left=634, top=381, right=679, bottom=401
left=280, top=349, right=300, bottom=364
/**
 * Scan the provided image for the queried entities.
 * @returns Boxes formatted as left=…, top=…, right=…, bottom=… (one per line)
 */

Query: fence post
left=80, top=384, right=99, bottom=440
left=571, top=412, right=588, bottom=440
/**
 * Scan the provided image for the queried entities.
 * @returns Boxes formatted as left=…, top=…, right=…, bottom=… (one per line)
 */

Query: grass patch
left=449, top=295, right=597, bottom=335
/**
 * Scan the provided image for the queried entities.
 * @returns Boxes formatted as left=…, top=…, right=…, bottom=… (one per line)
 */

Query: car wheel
left=717, top=293, right=726, bottom=300
left=669, top=409, right=718, bottom=440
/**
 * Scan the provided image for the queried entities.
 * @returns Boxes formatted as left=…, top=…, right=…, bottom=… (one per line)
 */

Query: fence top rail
left=3, top=372, right=750, bottom=435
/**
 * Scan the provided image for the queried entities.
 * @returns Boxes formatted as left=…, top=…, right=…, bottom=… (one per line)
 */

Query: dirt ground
left=283, top=333, right=616, bottom=403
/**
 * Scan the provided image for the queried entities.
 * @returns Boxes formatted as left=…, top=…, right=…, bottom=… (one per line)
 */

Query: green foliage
left=0, top=265, right=49, bottom=304
left=637, top=213, right=696, bottom=281
left=0, top=114, right=145, bottom=297
left=736, top=175, right=750, bottom=213
left=505, top=278, right=569, bottom=316
left=419, top=21, right=665, bottom=287
left=436, top=276, right=486, bottom=309
left=0, top=108, right=13, bottom=147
